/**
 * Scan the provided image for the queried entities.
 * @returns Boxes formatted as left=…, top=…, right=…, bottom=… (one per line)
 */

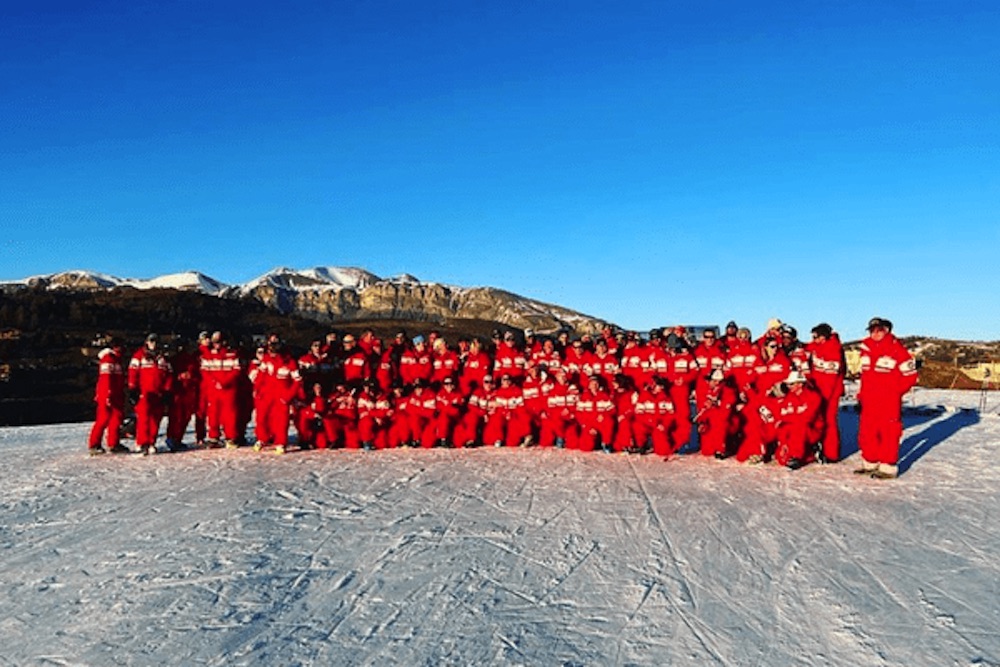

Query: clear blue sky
left=3, top=1, right=998, bottom=340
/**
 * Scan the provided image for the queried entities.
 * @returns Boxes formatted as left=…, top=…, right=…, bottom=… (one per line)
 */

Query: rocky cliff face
left=242, top=277, right=606, bottom=334
left=6, top=267, right=609, bottom=335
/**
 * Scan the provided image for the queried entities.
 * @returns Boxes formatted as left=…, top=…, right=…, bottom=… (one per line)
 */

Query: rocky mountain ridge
left=4, top=268, right=609, bottom=334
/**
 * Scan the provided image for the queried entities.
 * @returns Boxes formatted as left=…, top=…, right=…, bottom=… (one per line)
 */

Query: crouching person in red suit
left=734, top=386, right=782, bottom=464
left=429, top=377, right=466, bottom=448
left=455, top=375, right=495, bottom=447
left=486, top=374, right=530, bottom=447
left=632, top=378, right=678, bottom=457
left=694, top=369, right=739, bottom=458
left=774, top=371, right=825, bottom=469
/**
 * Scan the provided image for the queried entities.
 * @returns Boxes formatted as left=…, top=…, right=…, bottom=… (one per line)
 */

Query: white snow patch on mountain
left=125, top=271, right=228, bottom=295
left=3, top=388, right=999, bottom=665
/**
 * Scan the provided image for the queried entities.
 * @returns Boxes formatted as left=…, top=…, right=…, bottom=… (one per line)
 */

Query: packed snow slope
left=2, top=389, right=999, bottom=666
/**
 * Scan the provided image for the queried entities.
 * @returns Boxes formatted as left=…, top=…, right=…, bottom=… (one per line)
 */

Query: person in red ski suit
left=538, top=368, right=578, bottom=449
left=165, top=339, right=200, bottom=451
left=806, top=323, right=846, bottom=463
left=752, top=340, right=792, bottom=400
left=429, top=377, right=466, bottom=447
left=298, top=383, right=327, bottom=449
left=455, top=375, right=495, bottom=447
left=756, top=318, right=785, bottom=354
left=734, top=383, right=783, bottom=464
left=565, top=338, right=594, bottom=384
left=725, top=327, right=759, bottom=397
left=405, top=381, right=437, bottom=448
left=633, top=377, right=677, bottom=457
left=399, top=336, right=433, bottom=388
left=720, top=321, right=740, bottom=352
left=357, top=381, right=393, bottom=450
left=856, top=318, right=918, bottom=478
left=610, top=375, right=638, bottom=453
left=576, top=376, right=616, bottom=452
left=530, top=338, right=562, bottom=375
left=375, top=346, right=396, bottom=393
left=520, top=365, right=547, bottom=443
left=774, top=371, right=825, bottom=469
left=430, top=338, right=460, bottom=389
left=693, top=329, right=727, bottom=379
left=88, top=337, right=126, bottom=454
left=329, top=383, right=360, bottom=449
left=388, top=385, right=413, bottom=449
left=493, top=332, right=527, bottom=382
left=200, top=331, right=244, bottom=447
left=341, top=334, right=371, bottom=389
left=128, top=334, right=173, bottom=455
left=619, top=335, right=652, bottom=390
left=665, top=336, right=699, bottom=452
left=254, top=335, right=302, bottom=453
left=694, top=369, right=739, bottom=458
left=587, top=338, right=622, bottom=389
left=782, top=326, right=812, bottom=379
left=459, top=338, right=493, bottom=396
left=299, top=339, right=335, bottom=392
left=486, top=374, right=531, bottom=447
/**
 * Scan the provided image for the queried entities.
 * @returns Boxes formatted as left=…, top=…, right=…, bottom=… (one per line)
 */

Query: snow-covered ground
left=2, top=389, right=999, bottom=666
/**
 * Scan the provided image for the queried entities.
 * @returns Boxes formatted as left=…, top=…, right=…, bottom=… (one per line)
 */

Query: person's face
left=738, top=331, right=750, bottom=341
left=443, top=379, right=455, bottom=391
left=870, top=327, right=888, bottom=341
left=702, top=332, right=716, bottom=345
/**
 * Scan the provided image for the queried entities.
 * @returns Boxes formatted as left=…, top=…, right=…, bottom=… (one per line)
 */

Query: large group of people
left=87, top=316, right=917, bottom=478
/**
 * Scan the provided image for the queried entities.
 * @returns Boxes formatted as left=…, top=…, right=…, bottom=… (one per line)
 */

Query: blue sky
left=2, top=1, right=998, bottom=340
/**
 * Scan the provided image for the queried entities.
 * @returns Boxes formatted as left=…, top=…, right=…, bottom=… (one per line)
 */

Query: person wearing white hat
left=773, top=370, right=824, bottom=469
left=694, top=368, right=738, bottom=458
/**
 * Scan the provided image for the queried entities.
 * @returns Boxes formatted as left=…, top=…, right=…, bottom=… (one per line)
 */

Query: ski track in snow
left=1, top=389, right=999, bottom=666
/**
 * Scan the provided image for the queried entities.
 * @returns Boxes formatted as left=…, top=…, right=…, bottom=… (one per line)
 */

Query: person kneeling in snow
left=773, top=371, right=824, bottom=470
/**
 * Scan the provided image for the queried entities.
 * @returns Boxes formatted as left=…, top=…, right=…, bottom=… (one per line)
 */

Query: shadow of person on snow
left=897, top=409, right=980, bottom=476
left=837, top=403, right=948, bottom=459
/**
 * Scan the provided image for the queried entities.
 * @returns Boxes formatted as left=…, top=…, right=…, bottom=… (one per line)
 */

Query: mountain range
left=3, top=268, right=608, bottom=334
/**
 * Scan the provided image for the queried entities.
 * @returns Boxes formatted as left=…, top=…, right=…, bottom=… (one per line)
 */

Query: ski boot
left=274, top=445, right=286, bottom=455
left=88, top=446, right=106, bottom=457
left=110, top=444, right=132, bottom=455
